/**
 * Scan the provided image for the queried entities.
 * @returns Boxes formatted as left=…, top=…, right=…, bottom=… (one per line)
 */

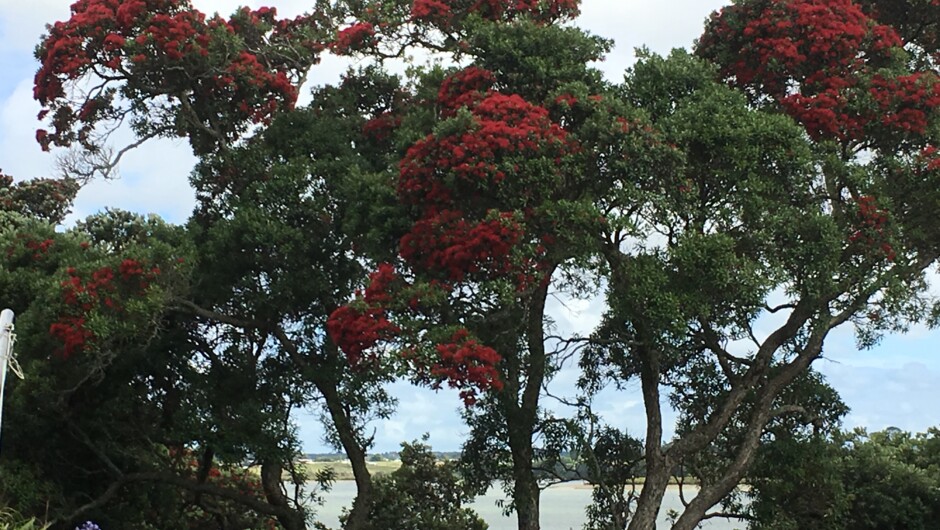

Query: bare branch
left=763, top=302, right=796, bottom=314
left=57, top=128, right=167, bottom=182
left=174, top=299, right=268, bottom=330
left=696, top=319, right=752, bottom=384
left=701, top=511, right=755, bottom=522
left=65, top=418, right=123, bottom=478
left=770, top=404, right=808, bottom=418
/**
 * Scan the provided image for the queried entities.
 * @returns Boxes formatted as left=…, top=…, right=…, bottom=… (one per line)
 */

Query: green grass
left=297, top=460, right=703, bottom=487
left=300, top=460, right=402, bottom=481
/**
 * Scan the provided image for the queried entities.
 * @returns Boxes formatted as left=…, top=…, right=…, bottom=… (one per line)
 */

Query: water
left=310, top=481, right=747, bottom=530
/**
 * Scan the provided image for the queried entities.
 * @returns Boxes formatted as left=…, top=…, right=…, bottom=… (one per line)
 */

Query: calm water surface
left=310, top=481, right=746, bottom=530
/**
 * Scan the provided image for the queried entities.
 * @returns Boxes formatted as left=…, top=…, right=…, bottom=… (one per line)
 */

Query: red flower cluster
left=33, top=0, right=323, bottom=152
left=430, top=328, right=503, bottom=406
left=362, top=111, right=403, bottom=142
left=437, top=66, right=496, bottom=115
left=399, top=209, right=523, bottom=281
left=5, top=236, right=55, bottom=262
left=397, top=70, right=572, bottom=289
left=700, top=0, right=898, bottom=94
left=870, top=73, right=940, bottom=134
left=329, top=266, right=505, bottom=404
left=779, top=84, right=865, bottom=140
left=226, top=51, right=297, bottom=123
left=139, top=8, right=206, bottom=61
left=400, top=83, right=569, bottom=209
left=410, top=0, right=579, bottom=27
left=697, top=0, right=939, bottom=143
left=848, top=195, right=895, bottom=261
left=49, top=316, right=94, bottom=360
left=327, top=264, right=401, bottom=365
left=228, top=5, right=278, bottom=33
left=50, top=258, right=160, bottom=358
left=918, top=145, right=940, bottom=172
left=28, top=239, right=55, bottom=256
left=326, top=306, right=399, bottom=365
left=331, top=22, right=375, bottom=54
left=776, top=71, right=940, bottom=141
left=411, top=0, right=453, bottom=23
left=363, top=263, right=399, bottom=304
left=554, top=93, right=578, bottom=108
left=35, top=0, right=188, bottom=106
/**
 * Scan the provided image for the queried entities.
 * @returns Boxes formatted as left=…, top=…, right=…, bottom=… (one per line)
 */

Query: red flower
left=51, top=257, right=162, bottom=357
left=430, top=328, right=503, bottom=406
left=32, top=0, right=319, bottom=153
left=49, top=316, right=93, bottom=359
left=848, top=195, right=895, bottom=261
left=331, top=22, right=375, bottom=54
left=399, top=210, right=523, bottom=281
left=327, top=305, right=399, bottom=365
left=362, top=111, right=402, bottom=142
left=36, top=129, right=51, bottom=151
left=363, top=264, right=399, bottom=304
left=698, top=0, right=919, bottom=143
left=437, top=67, right=496, bottom=115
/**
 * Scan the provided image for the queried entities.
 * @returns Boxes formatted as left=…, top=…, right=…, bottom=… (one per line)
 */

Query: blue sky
left=2, top=0, right=937, bottom=453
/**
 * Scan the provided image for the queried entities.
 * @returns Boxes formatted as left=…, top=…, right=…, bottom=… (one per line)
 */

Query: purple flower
left=75, top=523, right=101, bottom=530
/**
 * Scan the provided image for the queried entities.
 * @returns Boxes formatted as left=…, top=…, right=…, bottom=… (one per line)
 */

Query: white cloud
left=297, top=382, right=466, bottom=453
left=820, top=361, right=940, bottom=434
left=579, top=0, right=728, bottom=79
left=0, top=78, right=52, bottom=179
left=0, top=0, right=71, bottom=55
left=546, top=289, right=605, bottom=339
left=67, top=153, right=197, bottom=224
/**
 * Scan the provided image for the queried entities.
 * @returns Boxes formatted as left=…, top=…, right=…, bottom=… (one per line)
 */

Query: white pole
left=0, top=308, right=15, bottom=450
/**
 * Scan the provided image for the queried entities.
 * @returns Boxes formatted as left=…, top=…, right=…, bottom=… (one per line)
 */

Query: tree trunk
left=272, top=328, right=374, bottom=529
left=512, top=470, right=541, bottom=530
left=319, top=380, right=373, bottom=530
left=260, top=460, right=305, bottom=530
left=628, top=342, right=668, bottom=530
left=671, top=345, right=825, bottom=530
left=501, top=282, right=551, bottom=530
left=504, top=373, right=542, bottom=530
left=627, top=456, right=670, bottom=530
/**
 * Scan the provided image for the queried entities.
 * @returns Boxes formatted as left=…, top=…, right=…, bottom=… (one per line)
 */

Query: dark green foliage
left=353, top=440, right=488, bottom=530
left=466, top=19, right=611, bottom=102
left=0, top=209, right=202, bottom=528
left=582, top=427, right=644, bottom=530
left=746, top=428, right=940, bottom=530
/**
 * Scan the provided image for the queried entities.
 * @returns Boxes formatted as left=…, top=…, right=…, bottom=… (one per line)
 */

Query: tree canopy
left=2, top=0, right=939, bottom=529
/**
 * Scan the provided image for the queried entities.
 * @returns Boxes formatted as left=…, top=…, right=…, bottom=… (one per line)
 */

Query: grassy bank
left=298, top=460, right=703, bottom=487
left=300, top=460, right=402, bottom=481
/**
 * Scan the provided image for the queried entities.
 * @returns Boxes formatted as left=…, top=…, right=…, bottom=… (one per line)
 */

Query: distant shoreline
left=299, top=460, right=718, bottom=488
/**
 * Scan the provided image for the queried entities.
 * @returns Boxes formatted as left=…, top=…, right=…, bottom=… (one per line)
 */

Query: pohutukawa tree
left=5, top=0, right=940, bottom=529
left=5, top=1, right=395, bottom=529
left=326, top=4, right=675, bottom=528
left=573, top=0, right=940, bottom=529
left=327, top=65, right=582, bottom=530
left=181, top=87, right=410, bottom=529
left=0, top=194, right=206, bottom=527
left=34, top=0, right=333, bottom=174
